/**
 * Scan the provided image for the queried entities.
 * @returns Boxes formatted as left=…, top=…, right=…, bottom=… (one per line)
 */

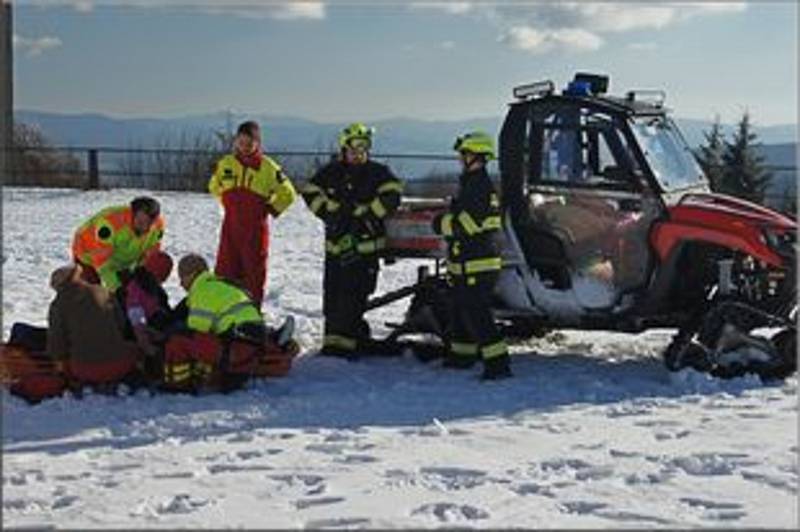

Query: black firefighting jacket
left=432, top=166, right=502, bottom=277
left=302, top=159, right=403, bottom=257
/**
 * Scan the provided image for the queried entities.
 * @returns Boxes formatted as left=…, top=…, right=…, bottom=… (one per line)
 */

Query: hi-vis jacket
left=186, top=271, right=262, bottom=335
left=301, top=159, right=403, bottom=256
left=72, top=205, right=165, bottom=290
left=209, top=154, right=296, bottom=217
left=433, top=166, right=502, bottom=278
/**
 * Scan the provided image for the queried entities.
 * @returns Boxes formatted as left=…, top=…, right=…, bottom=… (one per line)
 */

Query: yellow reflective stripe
left=447, top=257, right=502, bottom=276
left=193, top=362, right=214, bottom=376
left=370, top=198, right=387, bottom=218
left=323, top=334, right=357, bottom=350
left=309, top=195, right=327, bottom=214
left=325, top=240, right=341, bottom=255
left=377, top=180, right=403, bottom=194
left=357, top=237, right=386, bottom=254
left=328, top=200, right=341, bottom=212
left=188, top=309, right=215, bottom=331
left=353, top=204, right=369, bottom=217
left=457, top=210, right=481, bottom=236
left=482, top=215, right=502, bottom=231
left=302, top=183, right=324, bottom=194
left=451, top=342, right=479, bottom=356
left=482, top=341, right=508, bottom=360
left=441, top=213, right=454, bottom=237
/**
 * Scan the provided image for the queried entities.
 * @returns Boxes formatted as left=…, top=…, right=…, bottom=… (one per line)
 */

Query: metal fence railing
left=3, top=146, right=465, bottom=197
left=3, top=145, right=797, bottom=213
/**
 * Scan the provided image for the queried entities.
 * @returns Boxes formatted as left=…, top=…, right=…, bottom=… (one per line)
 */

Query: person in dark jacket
left=432, top=131, right=512, bottom=380
left=46, top=263, right=140, bottom=386
left=301, top=123, right=403, bottom=358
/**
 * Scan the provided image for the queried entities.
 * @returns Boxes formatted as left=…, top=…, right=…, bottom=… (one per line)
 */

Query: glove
left=354, top=214, right=380, bottom=238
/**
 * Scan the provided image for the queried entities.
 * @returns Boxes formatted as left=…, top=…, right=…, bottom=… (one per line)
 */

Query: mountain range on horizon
left=15, top=109, right=798, bottom=154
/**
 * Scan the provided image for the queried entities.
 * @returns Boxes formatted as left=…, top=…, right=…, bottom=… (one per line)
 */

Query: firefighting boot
left=480, top=354, right=513, bottom=381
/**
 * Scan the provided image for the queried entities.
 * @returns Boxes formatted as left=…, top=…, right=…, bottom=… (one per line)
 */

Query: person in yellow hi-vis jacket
left=209, top=121, right=296, bottom=307
left=432, top=131, right=512, bottom=380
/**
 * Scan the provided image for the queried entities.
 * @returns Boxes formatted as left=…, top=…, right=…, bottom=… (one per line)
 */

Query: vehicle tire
left=766, top=329, right=797, bottom=380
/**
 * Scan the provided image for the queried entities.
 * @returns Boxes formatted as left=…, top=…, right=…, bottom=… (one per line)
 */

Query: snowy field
left=2, top=187, right=797, bottom=529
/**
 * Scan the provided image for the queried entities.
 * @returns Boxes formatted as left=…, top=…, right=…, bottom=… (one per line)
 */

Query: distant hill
left=16, top=109, right=796, bottom=151
left=14, top=110, right=797, bottom=186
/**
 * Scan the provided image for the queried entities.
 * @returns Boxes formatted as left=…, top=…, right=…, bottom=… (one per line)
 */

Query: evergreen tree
left=720, top=111, right=772, bottom=203
left=695, top=115, right=725, bottom=191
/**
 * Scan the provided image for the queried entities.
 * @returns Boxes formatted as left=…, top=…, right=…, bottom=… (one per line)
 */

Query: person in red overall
left=209, top=121, right=296, bottom=307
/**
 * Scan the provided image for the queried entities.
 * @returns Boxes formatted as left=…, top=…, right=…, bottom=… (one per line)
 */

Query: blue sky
left=12, top=1, right=798, bottom=126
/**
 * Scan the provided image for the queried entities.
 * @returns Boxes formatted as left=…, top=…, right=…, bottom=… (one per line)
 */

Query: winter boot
left=481, top=355, right=512, bottom=381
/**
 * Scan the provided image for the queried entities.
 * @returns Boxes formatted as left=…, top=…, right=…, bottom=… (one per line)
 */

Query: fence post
left=87, top=149, right=99, bottom=189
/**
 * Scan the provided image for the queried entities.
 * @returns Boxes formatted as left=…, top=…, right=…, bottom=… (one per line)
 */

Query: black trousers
left=323, top=255, right=379, bottom=352
left=447, top=272, right=505, bottom=361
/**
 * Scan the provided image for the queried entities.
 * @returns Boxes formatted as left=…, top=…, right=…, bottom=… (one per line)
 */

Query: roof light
left=573, top=72, right=609, bottom=95
left=563, top=80, right=592, bottom=97
left=626, top=90, right=666, bottom=107
left=513, top=80, right=555, bottom=100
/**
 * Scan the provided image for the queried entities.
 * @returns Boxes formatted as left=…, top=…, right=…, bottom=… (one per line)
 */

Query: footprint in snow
left=294, top=496, right=345, bottom=510
left=334, top=454, right=379, bottom=465
left=668, top=453, right=756, bottom=476
left=51, top=495, right=80, bottom=510
left=411, top=502, right=489, bottom=522
left=680, top=497, right=743, bottom=510
left=560, top=501, right=609, bottom=514
left=207, top=464, right=273, bottom=474
left=419, top=467, right=488, bottom=491
left=510, top=482, right=555, bottom=498
left=156, top=494, right=210, bottom=515
left=304, top=518, right=372, bottom=529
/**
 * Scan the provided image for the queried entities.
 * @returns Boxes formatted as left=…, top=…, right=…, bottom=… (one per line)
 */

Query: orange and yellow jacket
left=72, top=205, right=165, bottom=290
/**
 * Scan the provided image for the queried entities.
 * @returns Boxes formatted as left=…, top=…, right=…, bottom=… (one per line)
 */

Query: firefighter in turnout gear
left=209, top=121, right=297, bottom=308
left=72, top=197, right=165, bottom=292
left=301, top=123, right=404, bottom=358
left=432, top=131, right=512, bottom=380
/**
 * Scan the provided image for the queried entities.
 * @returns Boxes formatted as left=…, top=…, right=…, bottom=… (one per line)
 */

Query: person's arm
left=266, top=167, right=297, bottom=218
left=301, top=166, right=347, bottom=227
left=437, top=180, right=500, bottom=240
left=208, top=157, right=225, bottom=199
left=185, top=290, right=214, bottom=334
left=353, top=166, right=404, bottom=233
left=46, top=301, right=69, bottom=364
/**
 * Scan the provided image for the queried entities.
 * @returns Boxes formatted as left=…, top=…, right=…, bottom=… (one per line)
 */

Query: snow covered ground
left=2, top=187, right=797, bottom=529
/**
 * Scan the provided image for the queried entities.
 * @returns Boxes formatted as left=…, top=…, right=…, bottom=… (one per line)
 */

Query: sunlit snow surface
left=2, top=188, right=797, bottom=528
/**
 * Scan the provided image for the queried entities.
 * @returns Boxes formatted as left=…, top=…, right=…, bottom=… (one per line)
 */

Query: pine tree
left=695, top=115, right=725, bottom=191
left=720, top=111, right=772, bottom=204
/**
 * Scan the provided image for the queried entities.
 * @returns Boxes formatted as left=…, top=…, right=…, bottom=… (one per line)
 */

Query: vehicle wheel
left=663, top=337, right=711, bottom=372
left=766, top=328, right=797, bottom=379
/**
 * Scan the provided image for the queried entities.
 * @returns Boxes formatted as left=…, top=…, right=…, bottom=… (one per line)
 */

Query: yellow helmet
left=339, top=122, right=375, bottom=149
left=453, top=130, right=496, bottom=160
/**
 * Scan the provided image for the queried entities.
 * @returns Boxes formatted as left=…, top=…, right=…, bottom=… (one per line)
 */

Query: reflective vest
left=209, top=154, right=296, bottom=216
left=301, top=159, right=403, bottom=257
left=186, top=271, right=262, bottom=335
left=433, top=167, right=502, bottom=278
left=72, top=205, right=165, bottom=290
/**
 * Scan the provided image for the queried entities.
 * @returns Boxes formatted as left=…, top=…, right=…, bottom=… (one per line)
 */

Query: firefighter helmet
left=453, top=131, right=496, bottom=160
left=339, top=122, right=375, bottom=149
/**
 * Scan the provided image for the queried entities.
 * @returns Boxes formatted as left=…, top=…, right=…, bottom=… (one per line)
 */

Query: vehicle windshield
left=631, top=116, right=707, bottom=191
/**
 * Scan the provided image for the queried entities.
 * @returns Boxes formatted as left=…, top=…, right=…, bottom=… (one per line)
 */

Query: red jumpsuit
left=209, top=152, right=296, bottom=306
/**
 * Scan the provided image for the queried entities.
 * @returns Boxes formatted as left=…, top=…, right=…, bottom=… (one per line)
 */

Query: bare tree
left=10, top=123, right=82, bottom=187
